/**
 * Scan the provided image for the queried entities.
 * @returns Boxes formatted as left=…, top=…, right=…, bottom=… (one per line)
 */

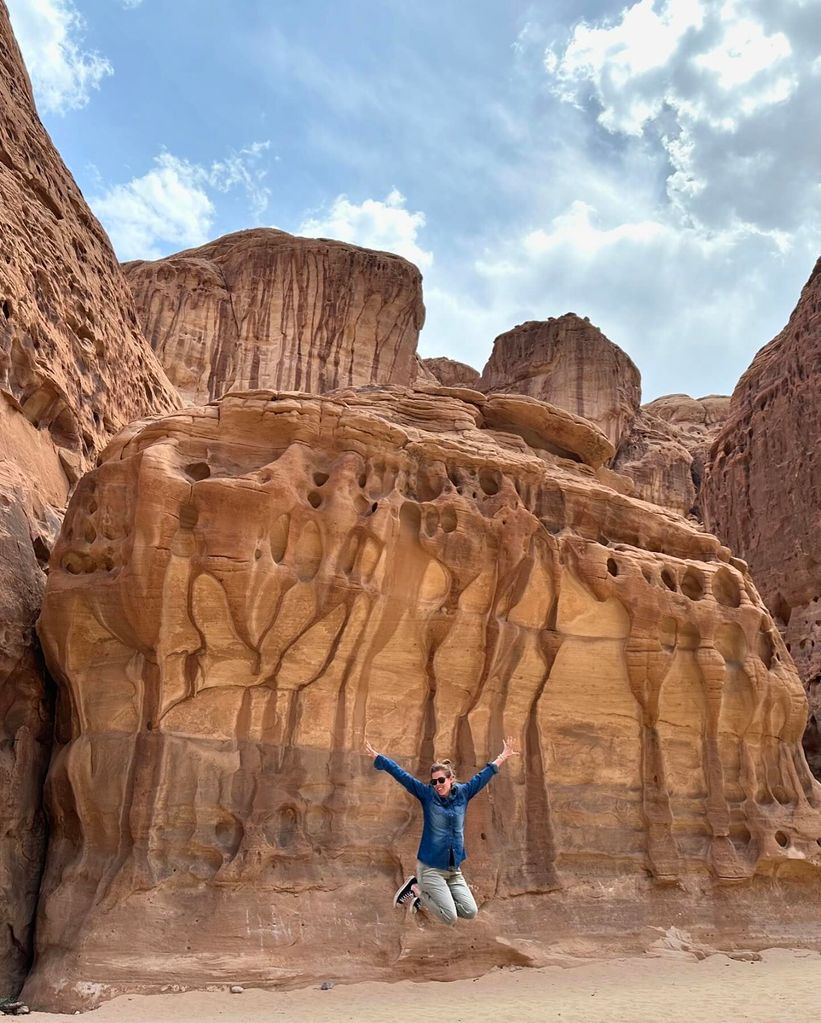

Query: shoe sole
left=393, top=876, right=417, bottom=907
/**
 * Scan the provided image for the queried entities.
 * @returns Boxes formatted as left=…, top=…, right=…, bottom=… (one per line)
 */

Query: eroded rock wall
left=123, top=229, right=425, bottom=403
left=702, top=260, right=821, bottom=773
left=0, top=1, right=180, bottom=993
left=25, top=386, right=821, bottom=1011
left=422, top=356, right=480, bottom=389
left=478, top=315, right=641, bottom=448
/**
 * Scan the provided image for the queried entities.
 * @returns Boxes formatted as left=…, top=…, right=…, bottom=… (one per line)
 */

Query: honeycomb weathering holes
left=680, top=567, right=705, bottom=600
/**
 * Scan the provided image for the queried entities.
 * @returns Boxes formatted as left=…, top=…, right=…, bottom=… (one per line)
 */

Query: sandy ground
left=24, top=948, right=821, bottom=1023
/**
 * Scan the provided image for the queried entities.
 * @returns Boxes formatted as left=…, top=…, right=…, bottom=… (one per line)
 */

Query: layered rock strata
left=702, top=260, right=821, bottom=773
left=478, top=315, right=641, bottom=448
left=26, top=385, right=821, bottom=1011
left=123, top=229, right=425, bottom=403
left=0, top=1, right=179, bottom=993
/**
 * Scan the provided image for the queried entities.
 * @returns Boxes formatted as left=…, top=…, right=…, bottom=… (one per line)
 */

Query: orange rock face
left=702, top=260, right=821, bottom=771
left=422, top=356, right=480, bottom=389
left=0, top=2, right=179, bottom=993
left=123, top=229, right=426, bottom=403
left=26, top=386, right=821, bottom=1011
left=478, top=315, right=641, bottom=448
left=613, top=396, right=729, bottom=517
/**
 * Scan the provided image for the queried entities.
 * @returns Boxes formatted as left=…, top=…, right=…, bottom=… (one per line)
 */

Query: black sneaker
left=393, top=875, right=418, bottom=908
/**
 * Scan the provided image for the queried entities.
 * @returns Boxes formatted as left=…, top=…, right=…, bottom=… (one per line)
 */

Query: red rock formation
left=25, top=385, right=821, bottom=1011
left=702, top=260, right=821, bottom=772
left=123, top=229, right=426, bottom=403
left=422, top=356, right=480, bottom=389
left=614, top=396, right=729, bottom=517
left=645, top=394, right=730, bottom=500
left=478, top=315, right=641, bottom=447
left=0, top=1, right=179, bottom=993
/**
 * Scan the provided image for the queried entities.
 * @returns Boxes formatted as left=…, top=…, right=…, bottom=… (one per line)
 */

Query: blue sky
left=7, top=0, right=821, bottom=400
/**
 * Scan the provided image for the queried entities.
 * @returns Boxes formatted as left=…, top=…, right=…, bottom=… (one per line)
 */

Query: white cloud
left=120, top=0, right=143, bottom=7
left=209, top=141, right=272, bottom=216
left=543, top=0, right=816, bottom=236
left=298, top=190, right=434, bottom=269
left=91, top=144, right=271, bottom=260
left=6, top=0, right=113, bottom=114
left=92, top=153, right=214, bottom=260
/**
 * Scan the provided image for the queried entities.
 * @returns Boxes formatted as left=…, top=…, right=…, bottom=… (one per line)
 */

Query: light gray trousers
left=416, top=860, right=478, bottom=926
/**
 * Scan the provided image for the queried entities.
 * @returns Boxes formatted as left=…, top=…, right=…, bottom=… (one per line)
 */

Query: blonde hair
left=431, top=758, right=456, bottom=782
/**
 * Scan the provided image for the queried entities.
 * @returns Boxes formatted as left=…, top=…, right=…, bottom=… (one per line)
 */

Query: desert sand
left=26, top=948, right=821, bottom=1023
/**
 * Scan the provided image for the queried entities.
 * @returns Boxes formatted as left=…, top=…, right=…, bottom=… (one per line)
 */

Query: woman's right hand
left=364, top=739, right=379, bottom=760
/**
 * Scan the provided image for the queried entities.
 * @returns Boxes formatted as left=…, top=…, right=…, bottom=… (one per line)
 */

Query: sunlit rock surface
left=702, top=260, right=821, bottom=773
left=0, top=2, right=179, bottom=993
left=478, top=315, right=641, bottom=448
left=26, top=385, right=821, bottom=1011
left=124, top=229, right=425, bottom=403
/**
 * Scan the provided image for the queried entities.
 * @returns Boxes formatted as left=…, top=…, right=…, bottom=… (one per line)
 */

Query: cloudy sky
left=7, top=0, right=821, bottom=400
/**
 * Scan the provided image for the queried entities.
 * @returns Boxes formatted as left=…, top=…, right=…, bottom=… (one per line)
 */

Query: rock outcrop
left=478, top=315, right=641, bottom=448
left=422, top=356, right=480, bottom=389
left=25, top=385, right=821, bottom=1011
left=702, top=260, right=821, bottom=773
left=0, top=1, right=179, bottom=994
left=614, top=396, right=730, bottom=517
left=123, top=229, right=426, bottom=403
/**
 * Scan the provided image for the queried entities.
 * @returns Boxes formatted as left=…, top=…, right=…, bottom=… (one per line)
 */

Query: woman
left=363, top=737, right=519, bottom=925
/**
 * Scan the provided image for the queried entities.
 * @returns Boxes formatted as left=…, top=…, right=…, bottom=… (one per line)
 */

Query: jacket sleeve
left=374, top=754, right=428, bottom=801
left=460, top=762, right=498, bottom=801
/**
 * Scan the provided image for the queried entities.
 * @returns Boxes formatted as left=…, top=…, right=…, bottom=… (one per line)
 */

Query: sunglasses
left=430, top=776, right=448, bottom=786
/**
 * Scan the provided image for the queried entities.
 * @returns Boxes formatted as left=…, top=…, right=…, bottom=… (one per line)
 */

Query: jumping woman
left=363, top=737, right=519, bottom=925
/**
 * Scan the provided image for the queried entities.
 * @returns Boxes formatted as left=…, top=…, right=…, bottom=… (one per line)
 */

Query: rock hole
left=478, top=470, right=501, bottom=496
left=186, top=462, right=211, bottom=481
left=307, top=491, right=322, bottom=509
left=641, top=566, right=653, bottom=583
left=607, top=558, right=619, bottom=577
left=369, top=501, right=378, bottom=515
left=313, top=471, right=329, bottom=487
left=712, top=567, right=741, bottom=608
left=775, top=831, right=789, bottom=848
left=84, top=524, right=96, bottom=544
left=440, top=506, right=457, bottom=533
left=480, top=832, right=487, bottom=840
left=62, top=553, right=84, bottom=575
left=358, top=472, right=367, bottom=488
left=680, top=567, right=705, bottom=600
left=1, top=299, right=11, bottom=319
left=661, top=568, right=677, bottom=591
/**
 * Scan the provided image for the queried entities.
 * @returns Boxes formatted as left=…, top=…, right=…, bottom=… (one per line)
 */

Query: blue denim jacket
left=374, top=754, right=498, bottom=870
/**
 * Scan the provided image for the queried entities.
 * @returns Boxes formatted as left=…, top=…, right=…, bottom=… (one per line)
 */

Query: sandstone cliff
left=702, top=260, right=821, bottom=773
left=123, top=229, right=425, bottom=403
left=614, top=395, right=730, bottom=517
left=0, top=1, right=180, bottom=994
left=25, top=384, right=821, bottom=1011
left=478, top=315, right=641, bottom=448
left=422, top=356, right=480, bottom=389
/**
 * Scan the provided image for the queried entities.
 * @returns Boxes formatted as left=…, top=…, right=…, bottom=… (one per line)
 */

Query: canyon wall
left=0, top=1, right=180, bottom=994
left=25, top=385, right=821, bottom=1011
left=124, top=229, right=425, bottom=403
left=702, top=260, right=821, bottom=773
